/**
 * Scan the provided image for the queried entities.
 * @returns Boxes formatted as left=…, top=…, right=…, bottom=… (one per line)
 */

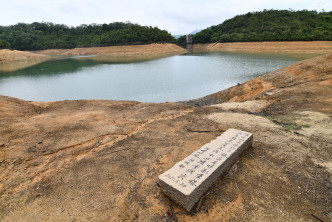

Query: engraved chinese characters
left=162, top=130, right=250, bottom=190
left=158, top=128, right=253, bottom=212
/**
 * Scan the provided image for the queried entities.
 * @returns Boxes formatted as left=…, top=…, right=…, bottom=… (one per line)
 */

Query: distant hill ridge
left=0, top=22, right=175, bottom=51
left=193, top=9, right=332, bottom=43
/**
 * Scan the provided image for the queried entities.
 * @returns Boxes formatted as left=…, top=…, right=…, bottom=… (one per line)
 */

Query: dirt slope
left=0, top=50, right=50, bottom=72
left=193, top=41, right=332, bottom=54
left=36, top=43, right=188, bottom=56
left=0, top=49, right=49, bottom=63
left=0, top=44, right=187, bottom=71
left=0, top=54, right=331, bottom=221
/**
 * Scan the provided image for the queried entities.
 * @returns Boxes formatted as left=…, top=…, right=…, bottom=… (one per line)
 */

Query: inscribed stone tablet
left=158, top=128, right=253, bottom=212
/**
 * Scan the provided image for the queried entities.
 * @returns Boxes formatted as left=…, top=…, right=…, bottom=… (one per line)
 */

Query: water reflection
left=0, top=59, right=48, bottom=73
left=0, top=54, right=170, bottom=77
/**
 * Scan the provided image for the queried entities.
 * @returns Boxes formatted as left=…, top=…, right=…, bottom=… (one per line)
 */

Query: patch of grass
left=302, top=124, right=310, bottom=128
left=268, top=115, right=310, bottom=131
left=285, top=124, right=301, bottom=131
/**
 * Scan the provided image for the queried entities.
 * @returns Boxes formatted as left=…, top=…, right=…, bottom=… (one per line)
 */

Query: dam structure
left=186, top=35, right=193, bottom=52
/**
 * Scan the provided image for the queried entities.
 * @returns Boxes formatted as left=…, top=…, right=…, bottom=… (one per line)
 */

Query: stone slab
left=158, top=128, right=253, bottom=212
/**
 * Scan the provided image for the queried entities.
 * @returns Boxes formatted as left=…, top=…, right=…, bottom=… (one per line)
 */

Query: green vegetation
left=2, top=10, right=331, bottom=50
left=193, top=9, right=332, bottom=43
left=0, top=39, right=11, bottom=49
left=0, top=22, right=175, bottom=50
left=176, top=35, right=187, bottom=44
left=268, top=115, right=310, bottom=132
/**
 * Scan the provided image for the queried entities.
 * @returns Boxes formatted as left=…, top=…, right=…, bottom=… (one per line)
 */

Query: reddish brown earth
left=0, top=54, right=331, bottom=221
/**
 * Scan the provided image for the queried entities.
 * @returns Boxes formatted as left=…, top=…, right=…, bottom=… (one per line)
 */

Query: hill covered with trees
left=0, top=22, right=175, bottom=51
left=193, top=9, right=332, bottom=43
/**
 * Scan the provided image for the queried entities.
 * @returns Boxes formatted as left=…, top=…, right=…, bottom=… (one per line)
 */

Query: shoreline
left=1, top=41, right=332, bottom=64
left=0, top=41, right=331, bottom=73
left=35, top=43, right=187, bottom=56
left=0, top=43, right=187, bottom=64
left=0, top=43, right=188, bottom=72
left=193, top=41, right=332, bottom=54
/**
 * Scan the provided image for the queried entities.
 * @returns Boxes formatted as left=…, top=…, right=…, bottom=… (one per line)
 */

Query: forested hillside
left=0, top=22, right=175, bottom=50
left=193, top=10, right=332, bottom=43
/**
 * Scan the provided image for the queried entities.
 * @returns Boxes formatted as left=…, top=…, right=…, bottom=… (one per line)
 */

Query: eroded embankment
left=193, top=41, right=332, bottom=54
left=0, top=43, right=188, bottom=72
left=35, top=43, right=188, bottom=56
left=0, top=50, right=50, bottom=72
left=0, top=49, right=49, bottom=64
left=0, top=53, right=331, bottom=222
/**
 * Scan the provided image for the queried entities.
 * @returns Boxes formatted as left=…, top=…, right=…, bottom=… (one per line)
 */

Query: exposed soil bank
left=193, top=41, right=332, bottom=54
left=0, top=50, right=50, bottom=72
left=36, top=43, right=187, bottom=56
left=0, top=43, right=187, bottom=71
left=0, top=54, right=331, bottom=221
left=0, top=49, right=49, bottom=63
left=1, top=42, right=331, bottom=64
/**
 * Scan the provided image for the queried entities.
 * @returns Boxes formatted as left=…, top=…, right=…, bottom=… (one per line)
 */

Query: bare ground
left=0, top=44, right=187, bottom=72
left=35, top=43, right=187, bottom=56
left=0, top=54, right=331, bottom=221
left=0, top=49, right=50, bottom=72
left=0, top=49, right=49, bottom=62
left=0, top=44, right=187, bottom=71
left=193, top=41, right=332, bottom=55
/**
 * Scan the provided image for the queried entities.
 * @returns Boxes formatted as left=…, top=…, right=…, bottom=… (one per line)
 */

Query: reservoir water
left=0, top=52, right=302, bottom=102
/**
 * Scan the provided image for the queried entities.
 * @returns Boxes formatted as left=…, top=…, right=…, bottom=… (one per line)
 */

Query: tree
left=177, top=35, right=186, bottom=44
left=0, top=39, right=10, bottom=49
left=0, top=22, right=176, bottom=50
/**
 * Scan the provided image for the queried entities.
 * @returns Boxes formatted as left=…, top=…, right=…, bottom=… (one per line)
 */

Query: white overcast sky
left=1, top=0, right=331, bottom=34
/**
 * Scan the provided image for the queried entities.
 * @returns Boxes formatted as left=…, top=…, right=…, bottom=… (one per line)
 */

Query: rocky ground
left=0, top=53, right=331, bottom=221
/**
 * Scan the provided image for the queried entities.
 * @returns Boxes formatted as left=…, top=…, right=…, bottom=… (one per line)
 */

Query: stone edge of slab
left=158, top=128, right=253, bottom=212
